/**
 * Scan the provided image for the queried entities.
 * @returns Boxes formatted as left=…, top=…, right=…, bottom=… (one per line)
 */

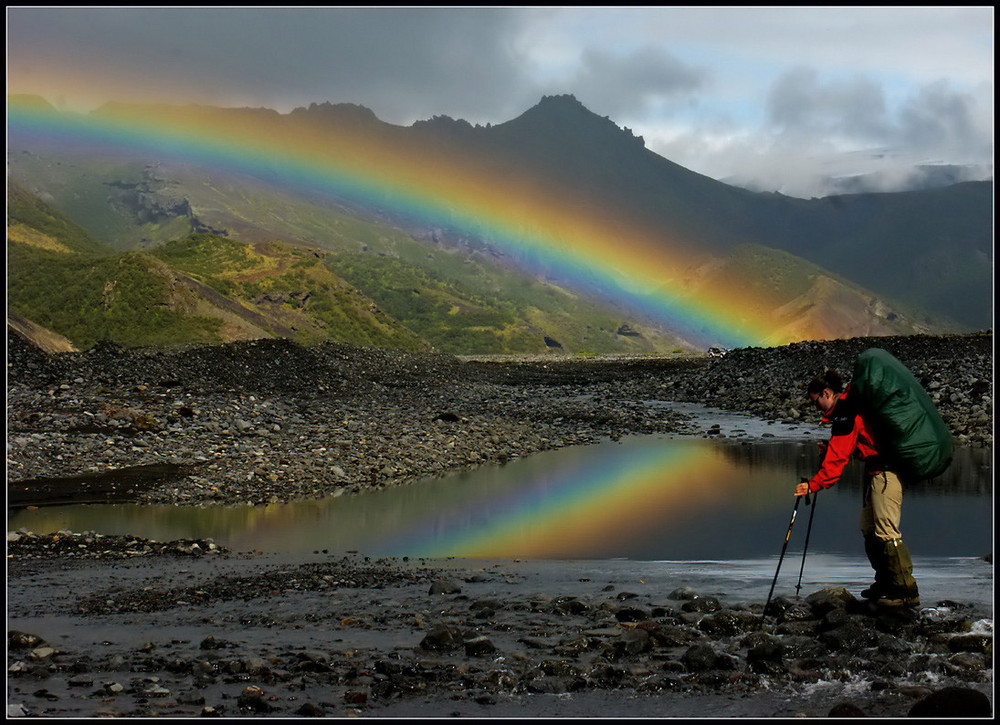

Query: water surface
left=10, top=435, right=991, bottom=563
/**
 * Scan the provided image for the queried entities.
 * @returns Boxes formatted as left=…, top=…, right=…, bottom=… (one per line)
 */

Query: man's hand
left=795, top=478, right=812, bottom=497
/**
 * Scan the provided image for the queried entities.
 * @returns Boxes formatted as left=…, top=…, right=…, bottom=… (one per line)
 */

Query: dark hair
left=807, top=369, right=844, bottom=396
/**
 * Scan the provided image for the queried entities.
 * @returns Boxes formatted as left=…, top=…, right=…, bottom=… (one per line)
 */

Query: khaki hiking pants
left=859, top=470, right=904, bottom=541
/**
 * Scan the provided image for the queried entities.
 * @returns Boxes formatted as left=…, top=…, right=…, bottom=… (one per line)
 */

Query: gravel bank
left=6, top=331, right=992, bottom=507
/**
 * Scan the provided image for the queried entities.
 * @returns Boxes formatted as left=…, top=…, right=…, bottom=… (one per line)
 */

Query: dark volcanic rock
left=908, top=686, right=993, bottom=717
left=828, top=702, right=867, bottom=717
left=419, top=625, right=464, bottom=652
left=682, top=643, right=721, bottom=671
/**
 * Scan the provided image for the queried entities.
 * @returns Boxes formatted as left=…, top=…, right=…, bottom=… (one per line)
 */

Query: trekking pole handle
left=799, top=477, right=811, bottom=505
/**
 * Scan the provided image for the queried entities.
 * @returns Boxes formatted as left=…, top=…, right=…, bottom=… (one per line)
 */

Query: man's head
left=809, top=387, right=838, bottom=413
left=807, top=369, right=844, bottom=414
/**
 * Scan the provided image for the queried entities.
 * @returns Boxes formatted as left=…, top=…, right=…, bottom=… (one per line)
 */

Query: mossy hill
left=6, top=184, right=422, bottom=350
left=7, top=186, right=687, bottom=353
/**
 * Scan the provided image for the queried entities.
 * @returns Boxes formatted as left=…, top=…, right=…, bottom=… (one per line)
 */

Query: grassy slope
left=8, top=176, right=679, bottom=353
left=6, top=185, right=428, bottom=350
left=151, top=234, right=429, bottom=350
left=7, top=244, right=225, bottom=348
left=8, top=182, right=222, bottom=347
left=695, top=244, right=964, bottom=342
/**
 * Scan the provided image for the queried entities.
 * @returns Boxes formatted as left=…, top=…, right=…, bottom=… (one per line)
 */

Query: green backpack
left=850, top=348, right=953, bottom=480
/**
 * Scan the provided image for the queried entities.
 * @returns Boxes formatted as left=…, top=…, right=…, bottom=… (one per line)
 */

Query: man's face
left=810, top=388, right=837, bottom=413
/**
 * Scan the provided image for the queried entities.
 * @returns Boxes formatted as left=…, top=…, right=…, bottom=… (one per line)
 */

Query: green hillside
left=328, top=241, right=670, bottom=354
left=151, top=233, right=429, bottom=350
left=7, top=182, right=220, bottom=347
left=7, top=181, right=113, bottom=255
left=7, top=244, right=224, bottom=348
left=7, top=186, right=686, bottom=353
left=6, top=186, right=425, bottom=350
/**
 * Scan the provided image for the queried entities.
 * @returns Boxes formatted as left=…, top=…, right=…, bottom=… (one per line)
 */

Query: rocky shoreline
left=6, top=532, right=995, bottom=719
left=6, top=330, right=994, bottom=718
left=6, top=331, right=992, bottom=507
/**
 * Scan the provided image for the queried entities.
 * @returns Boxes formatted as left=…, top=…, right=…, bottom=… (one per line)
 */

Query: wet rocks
left=418, top=625, right=464, bottom=652
left=682, top=643, right=722, bottom=671
left=464, top=635, right=498, bottom=657
left=745, top=635, right=786, bottom=675
left=828, top=702, right=867, bottom=717
left=428, top=579, right=462, bottom=595
left=6, top=531, right=226, bottom=576
left=6, top=540, right=994, bottom=719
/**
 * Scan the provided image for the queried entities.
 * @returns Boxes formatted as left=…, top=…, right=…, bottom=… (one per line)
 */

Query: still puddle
left=9, top=434, right=992, bottom=564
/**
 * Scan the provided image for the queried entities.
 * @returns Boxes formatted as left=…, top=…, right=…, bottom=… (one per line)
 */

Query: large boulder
left=908, top=687, right=992, bottom=717
left=806, top=587, right=858, bottom=617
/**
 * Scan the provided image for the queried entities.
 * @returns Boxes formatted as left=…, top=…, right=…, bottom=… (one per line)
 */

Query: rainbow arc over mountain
left=8, top=97, right=796, bottom=348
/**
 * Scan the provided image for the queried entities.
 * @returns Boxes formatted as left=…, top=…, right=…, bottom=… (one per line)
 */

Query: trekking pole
left=795, top=480, right=819, bottom=598
left=761, top=490, right=806, bottom=628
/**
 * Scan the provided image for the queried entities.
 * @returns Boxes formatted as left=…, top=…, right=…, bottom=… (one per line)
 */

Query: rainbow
left=7, top=96, right=787, bottom=347
left=370, top=439, right=735, bottom=559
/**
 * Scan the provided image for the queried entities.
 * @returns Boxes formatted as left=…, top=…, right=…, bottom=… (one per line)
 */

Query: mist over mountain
left=723, top=146, right=993, bottom=199
left=7, top=93, right=992, bottom=352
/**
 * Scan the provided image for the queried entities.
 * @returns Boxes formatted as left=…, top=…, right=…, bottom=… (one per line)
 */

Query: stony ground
left=6, top=331, right=992, bottom=507
left=6, top=532, right=994, bottom=719
left=6, top=330, right=994, bottom=718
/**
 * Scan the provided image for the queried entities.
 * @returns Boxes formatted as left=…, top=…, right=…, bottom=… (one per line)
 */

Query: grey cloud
left=766, top=67, right=889, bottom=141
left=765, top=66, right=992, bottom=164
left=897, top=80, right=992, bottom=159
left=566, top=46, right=706, bottom=118
left=7, top=7, right=542, bottom=122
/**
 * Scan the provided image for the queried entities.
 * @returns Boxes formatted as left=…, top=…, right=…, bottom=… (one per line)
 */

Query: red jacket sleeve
left=808, top=414, right=862, bottom=492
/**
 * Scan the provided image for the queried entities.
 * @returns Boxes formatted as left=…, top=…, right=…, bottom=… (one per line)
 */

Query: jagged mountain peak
left=501, top=94, right=629, bottom=137
left=289, top=101, right=381, bottom=126
left=410, top=114, right=477, bottom=132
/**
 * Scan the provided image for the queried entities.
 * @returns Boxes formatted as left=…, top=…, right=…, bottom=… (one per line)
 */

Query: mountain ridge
left=7, top=94, right=990, bottom=350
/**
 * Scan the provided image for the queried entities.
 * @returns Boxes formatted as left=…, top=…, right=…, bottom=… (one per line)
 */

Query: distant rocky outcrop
left=7, top=313, right=78, bottom=354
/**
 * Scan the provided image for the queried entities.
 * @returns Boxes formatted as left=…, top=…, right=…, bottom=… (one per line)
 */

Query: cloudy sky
left=7, top=6, right=994, bottom=197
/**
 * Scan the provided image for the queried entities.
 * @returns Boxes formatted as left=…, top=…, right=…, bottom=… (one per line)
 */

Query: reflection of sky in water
left=10, top=438, right=992, bottom=561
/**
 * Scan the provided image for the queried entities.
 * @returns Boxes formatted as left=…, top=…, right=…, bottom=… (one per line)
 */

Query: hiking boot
left=862, top=535, right=891, bottom=599
left=871, top=587, right=920, bottom=608
left=860, top=582, right=888, bottom=600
